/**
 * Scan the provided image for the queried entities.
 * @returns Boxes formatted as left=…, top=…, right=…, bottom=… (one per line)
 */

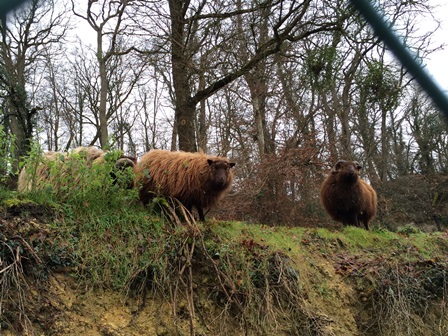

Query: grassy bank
left=1, top=166, right=448, bottom=335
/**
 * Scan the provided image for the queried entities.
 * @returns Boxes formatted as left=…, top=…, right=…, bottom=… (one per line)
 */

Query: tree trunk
left=198, top=71, right=207, bottom=153
left=169, top=0, right=197, bottom=153
left=97, top=30, right=109, bottom=148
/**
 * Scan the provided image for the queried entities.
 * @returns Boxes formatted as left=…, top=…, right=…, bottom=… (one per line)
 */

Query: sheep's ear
left=207, top=159, right=214, bottom=166
left=115, top=158, right=135, bottom=169
left=229, top=162, right=236, bottom=168
left=332, top=160, right=345, bottom=173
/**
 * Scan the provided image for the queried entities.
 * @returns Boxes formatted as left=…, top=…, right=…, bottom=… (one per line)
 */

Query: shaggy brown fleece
left=18, top=151, right=67, bottom=193
left=320, top=160, right=377, bottom=230
left=134, top=149, right=235, bottom=221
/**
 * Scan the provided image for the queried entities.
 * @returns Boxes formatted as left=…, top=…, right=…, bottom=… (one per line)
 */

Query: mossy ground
left=1, top=189, right=448, bottom=335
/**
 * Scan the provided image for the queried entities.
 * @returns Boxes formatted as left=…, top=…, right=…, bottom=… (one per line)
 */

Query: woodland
left=2, top=1, right=448, bottom=335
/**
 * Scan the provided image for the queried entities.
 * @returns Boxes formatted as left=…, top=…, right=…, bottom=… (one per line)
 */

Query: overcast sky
left=71, top=0, right=448, bottom=92
left=423, top=0, right=448, bottom=91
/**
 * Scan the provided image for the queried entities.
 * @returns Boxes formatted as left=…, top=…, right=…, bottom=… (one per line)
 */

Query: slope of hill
left=1, top=194, right=448, bottom=336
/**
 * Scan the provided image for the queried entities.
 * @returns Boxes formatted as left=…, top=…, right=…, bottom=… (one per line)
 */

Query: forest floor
left=1, top=173, right=448, bottom=335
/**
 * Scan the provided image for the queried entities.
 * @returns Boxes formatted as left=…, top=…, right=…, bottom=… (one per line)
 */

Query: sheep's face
left=207, top=159, right=235, bottom=189
left=332, top=160, right=362, bottom=184
left=112, top=156, right=137, bottom=189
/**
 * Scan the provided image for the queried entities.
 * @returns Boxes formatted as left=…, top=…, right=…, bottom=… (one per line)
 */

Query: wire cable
left=349, top=0, right=448, bottom=118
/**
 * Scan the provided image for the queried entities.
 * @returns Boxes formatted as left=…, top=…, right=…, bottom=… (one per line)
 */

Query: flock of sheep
left=18, top=147, right=377, bottom=228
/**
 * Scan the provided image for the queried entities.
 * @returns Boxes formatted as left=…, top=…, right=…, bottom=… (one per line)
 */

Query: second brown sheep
left=320, top=160, right=377, bottom=230
left=18, top=146, right=136, bottom=193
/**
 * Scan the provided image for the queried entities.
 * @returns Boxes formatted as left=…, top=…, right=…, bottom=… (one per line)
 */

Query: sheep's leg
left=355, top=219, right=361, bottom=228
left=346, top=213, right=359, bottom=227
left=197, top=207, right=205, bottom=221
left=361, top=216, right=369, bottom=230
left=140, top=188, right=154, bottom=206
left=363, top=220, right=369, bottom=230
left=184, top=205, right=194, bottom=220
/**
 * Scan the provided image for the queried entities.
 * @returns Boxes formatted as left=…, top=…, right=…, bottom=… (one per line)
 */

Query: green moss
left=2, top=197, right=35, bottom=208
left=209, top=221, right=306, bottom=258
left=208, top=221, right=448, bottom=263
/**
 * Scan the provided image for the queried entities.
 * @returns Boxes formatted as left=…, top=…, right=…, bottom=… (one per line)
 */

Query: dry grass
left=0, top=236, right=43, bottom=333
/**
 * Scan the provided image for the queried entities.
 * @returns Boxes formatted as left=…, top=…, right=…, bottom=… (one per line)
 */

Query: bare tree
left=164, top=0, right=341, bottom=152
left=0, top=0, right=69, bottom=169
left=72, top=0, right=140, bottom=148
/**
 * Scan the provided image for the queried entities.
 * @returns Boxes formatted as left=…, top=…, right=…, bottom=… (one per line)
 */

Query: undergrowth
left=367, top=260, right=448, bottom=336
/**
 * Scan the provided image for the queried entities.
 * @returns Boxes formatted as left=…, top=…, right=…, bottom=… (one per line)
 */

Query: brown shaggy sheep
left=17, top=150, right=66, bottom=193
left=134, top=149, right=236, bottom=221
left=72, top=146, right=105, bottom=162
left=320, top=160, right=377, bottom=230
left=17, top=146, right=136, bottom=192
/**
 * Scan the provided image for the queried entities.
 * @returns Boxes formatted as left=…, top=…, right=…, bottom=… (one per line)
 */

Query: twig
left=11, top=235, right=42, bottom=264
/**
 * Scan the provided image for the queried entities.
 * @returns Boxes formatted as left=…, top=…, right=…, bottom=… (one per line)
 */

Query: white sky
left=423, top=0, right=448, bottom=91
left=72, top=0, right=447, bottom=90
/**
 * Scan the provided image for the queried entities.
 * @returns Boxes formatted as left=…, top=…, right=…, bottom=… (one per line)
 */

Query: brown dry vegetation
left=376, top=174, right=448, bottom=232
left=215, top=151, right=448, bottom=232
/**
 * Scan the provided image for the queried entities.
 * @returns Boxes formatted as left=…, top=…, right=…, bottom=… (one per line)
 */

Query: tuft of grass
left=57, top=204, right=163, bottom=288
left=14, top=149, right=150, bottom=288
